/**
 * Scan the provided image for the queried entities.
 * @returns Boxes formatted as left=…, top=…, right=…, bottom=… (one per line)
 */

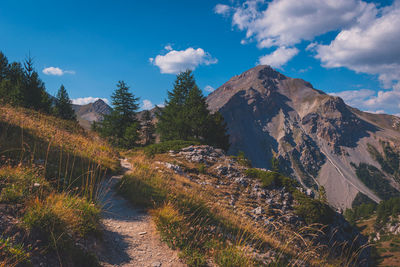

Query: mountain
left=73, top=99, right=112, bottom=129
left=207, top=65, right=400, bottom=209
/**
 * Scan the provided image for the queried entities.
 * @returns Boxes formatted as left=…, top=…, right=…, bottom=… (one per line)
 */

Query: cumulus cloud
left=315, top=2, right=400, bottom=89
left=214, top=4, right=231, bottom=15
left=330, top=88, right=400, bottom=114
left=72, top=97, right=109, bottom=105
left=330, top=89, right=375, bottom=107
left=43, top=67, right=75, bottom=76
left=259, top=46, right=298, bottom=68
left=164, top=45, right=173, bottom=51
left=142, top=99, right=154, bottom=110
left=221, top=0, right=371, bottom=48
left=151, top=47, right=217, bottom=74
left=204, top=85, right=215, bottom=92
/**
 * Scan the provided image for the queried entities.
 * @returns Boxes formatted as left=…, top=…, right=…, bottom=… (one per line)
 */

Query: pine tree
left=0, top=52, right=9, bottom=82
left=142, top=110, right=155, bottom=145
left=22, top=56, right=51, bottom=112
left=157, top=70, right=230, bottom=150
left=157, top=71, right=194, bottom=140
left=205, top=112, right=230, bottom=151
left=0, top=60, right=24, bottom=105
left=97, top=81, right=140, bottom=148
left=54, top=85, right=76, bottom=121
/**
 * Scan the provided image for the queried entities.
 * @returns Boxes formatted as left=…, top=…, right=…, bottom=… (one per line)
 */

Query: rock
left=138, top=231, right=147, bottom=235
left=253, top=206, right=264, bottom=215
left=152, top=262, right=162, bottom=267
left=234, top=177, right=248, bottom=187
left=306, top=188, right=314, bottom=197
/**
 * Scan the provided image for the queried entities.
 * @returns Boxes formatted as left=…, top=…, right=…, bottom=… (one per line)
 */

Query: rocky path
left=97, top=159, right=186, bottom=267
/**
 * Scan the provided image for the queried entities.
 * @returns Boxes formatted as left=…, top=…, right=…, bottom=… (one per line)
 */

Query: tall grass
left=0, top=105, right=119, bottom=265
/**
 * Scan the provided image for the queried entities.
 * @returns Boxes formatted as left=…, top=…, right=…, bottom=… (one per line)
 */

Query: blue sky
left=1, top=0, right=399, bottom=114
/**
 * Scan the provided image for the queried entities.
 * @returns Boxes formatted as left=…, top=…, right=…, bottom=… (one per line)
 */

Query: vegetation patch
left=344, top=193, right=377, bottom=224
left=244, top=168, right=298, bottom=191
left=0, top=237, right=30, bottom=266
left=0, top=166, right=50, bottom=203
left=351, top=162, right=399, bottom=200
left=368, top=143, right=400, bottom=182
left=292, top=190, right=334, bottom=225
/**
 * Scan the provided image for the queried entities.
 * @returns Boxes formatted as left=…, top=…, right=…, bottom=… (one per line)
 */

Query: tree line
left=0, top=51, right=76, bottom=121
left=95, top=70, right=229, bottom=150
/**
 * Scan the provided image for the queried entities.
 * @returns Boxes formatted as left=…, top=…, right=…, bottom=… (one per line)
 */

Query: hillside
left=207, top=65, right=400, bottom=209
left=0, top=105, right=119, bottom=266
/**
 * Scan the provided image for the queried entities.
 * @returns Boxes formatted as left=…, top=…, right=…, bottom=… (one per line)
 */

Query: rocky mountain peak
left=206, top=65, right=400, bottom=209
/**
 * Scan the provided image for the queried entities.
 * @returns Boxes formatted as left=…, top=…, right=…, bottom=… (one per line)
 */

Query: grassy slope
left=0, top=105, right=119, bottom=266
left=119, top=150, right=363, bottom=266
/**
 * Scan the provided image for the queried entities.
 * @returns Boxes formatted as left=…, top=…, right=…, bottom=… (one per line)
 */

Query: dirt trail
left=97, top=159, right=186, bottom=267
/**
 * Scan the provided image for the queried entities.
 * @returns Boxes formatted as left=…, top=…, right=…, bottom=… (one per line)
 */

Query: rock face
left=206, top=65, right=400, bottom=209
left=73, top=99, right=112, bottom=129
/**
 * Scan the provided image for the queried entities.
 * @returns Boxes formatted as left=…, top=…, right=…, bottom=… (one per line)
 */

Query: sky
left=1, top=0, right=399, bottom=115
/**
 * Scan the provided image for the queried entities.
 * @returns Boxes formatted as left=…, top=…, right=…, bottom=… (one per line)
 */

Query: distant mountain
left=73, top=99, right=112, bottom=129
left=207, top=65, right=400, bottom=209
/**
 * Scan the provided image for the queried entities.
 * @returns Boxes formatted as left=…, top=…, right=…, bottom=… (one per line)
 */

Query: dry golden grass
left=0, top=105, right=119, bottom=171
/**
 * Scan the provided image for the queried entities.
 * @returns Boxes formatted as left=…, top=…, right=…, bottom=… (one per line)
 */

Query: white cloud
left=204, top=85, right=215, bottom=92
left=214, top=4, right=231, bottom=15
left=330, top=89, right=375, bottom=107
left=43, top=67, right=75, bottom=76
left=151, top=47, right=217, bottom=74
left=223, top=0, right=372, bottom=48
left=365, top=109, right=385, bottom=114
left=259, top=46, right=298, bottom=68
left=142, top=99, right=154, bottom=110
left=72, top=97, right=109, bottom=105
left=315, top=2, right=400, bottom=89
left=164, top=45, right=173, bottom=51
left=330, top=88, right=400, bottom=114
left=157, top=103, right=165, bottom=108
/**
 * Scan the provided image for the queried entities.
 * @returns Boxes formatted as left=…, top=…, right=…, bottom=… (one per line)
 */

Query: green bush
left=293, top=190, right=334, bottom=225
left=245, top=169, right=298, bottom=191
left=144, top=140, right=201, bottom=157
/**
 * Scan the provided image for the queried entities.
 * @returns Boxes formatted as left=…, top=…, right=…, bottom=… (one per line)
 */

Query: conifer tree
left=0, top=52, right=9, bottom=82
left=157, top=70, right=230, bottom=150
left=97, top=81, right=140, bottom=148
left=54, top=85, right=76, bottom=121
left=22, top=56, right=51, bottom=112
left=0, top=52, right=51, bottom=111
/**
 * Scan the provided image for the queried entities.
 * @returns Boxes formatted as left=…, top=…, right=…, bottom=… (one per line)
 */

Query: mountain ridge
left=72, top=99, right=112, bottom=129
left=207, top=65, right=400, bottom=209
